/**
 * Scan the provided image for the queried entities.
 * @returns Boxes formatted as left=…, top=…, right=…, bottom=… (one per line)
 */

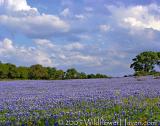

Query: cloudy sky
left=0, top=0, right=160, bottom=76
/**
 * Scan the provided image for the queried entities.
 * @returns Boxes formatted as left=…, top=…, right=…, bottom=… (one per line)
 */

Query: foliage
left=87, top=74, right=96, bottom=79
left=78, top=72, right=87, bottom=79
left=65, top=68, right=79, bottom=79
left=130, top=51, right=160, bottom=76
left=87, top=73, right=108, bottom=79
left=0, top=62, right=109, bottom=80
left=46, top=67, right=56, bottom=80
left=54, top=70, right=65, bottom=80
left=29, top=64, right=48, bottom=80
left=17, top=66, right=29, bottom=79
left=0, top=63, right=9, bottom=79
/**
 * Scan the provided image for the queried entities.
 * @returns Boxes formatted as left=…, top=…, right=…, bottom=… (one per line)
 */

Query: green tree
left=157, top=52, right=160, bottom=67
left=78, top=72, right=87, bottom=79
left=7, top=63, right=18, bottom=79
left=17, top=66, right=29, bottom=79
left=87, top=74, right=96, bottom=79
left=55, top=70, right=65, bottom=80
left=65, top=68, right=79, bottom=79
left=95, top=73, right=108, bottom=78
left=130, top=51, right=160, bottom=75
left=29, top=64, right=48, bottom=79
left=0, top=63, right=9, bottom=79
left=0, top=61, right=110, bottom=80
left=47, top=67, right=56, bottom=80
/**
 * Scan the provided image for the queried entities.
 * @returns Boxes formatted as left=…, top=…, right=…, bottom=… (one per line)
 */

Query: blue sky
left=0, top=0, right=160, bottom=76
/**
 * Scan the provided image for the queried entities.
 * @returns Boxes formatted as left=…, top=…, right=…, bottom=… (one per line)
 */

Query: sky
left=0, top=0, right=160, bottom=76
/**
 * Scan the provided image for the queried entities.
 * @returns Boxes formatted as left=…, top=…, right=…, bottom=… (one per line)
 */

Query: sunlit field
left=0, top=77, right=160, bottom=126
left=1, top=0, right=160, bottom=125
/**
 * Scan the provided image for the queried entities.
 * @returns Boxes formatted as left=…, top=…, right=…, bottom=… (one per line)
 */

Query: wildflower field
left=0, top=77, right=160, bottom=126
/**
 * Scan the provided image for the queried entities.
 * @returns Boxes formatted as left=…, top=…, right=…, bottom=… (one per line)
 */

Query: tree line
left=0, top=62, right=109, bottom=80
left=1, top=51, right=159, bottom=80
left=130, top=51, right=160, bottom=76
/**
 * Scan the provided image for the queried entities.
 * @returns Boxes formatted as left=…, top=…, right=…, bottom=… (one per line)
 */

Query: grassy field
left=0, top=77, right=160, bottom=125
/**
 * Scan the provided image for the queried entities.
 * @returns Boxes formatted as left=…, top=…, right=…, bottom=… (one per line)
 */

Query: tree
left=47, top=67, right=56, bottom=80
left=87, top=74, right=96, bottom=79
left=95, top=73, right=108, bottom=78
left=29, top=64, right=48, bottom=79
left=130, top=51, right=160, bottom=75
left=7, top=63, right=18, bottom=79
left=17, top=66, right=29, bottom=79
left=78, top=72, right=87, bottom=79
left=0, top=63, right=9, bottom=79
left=65, top=68, right=79, bottom=79
left=0, top=62, right=110, bottom=80
left=54, top=70, right=65, bottom=80
left=157, top=52, right=160, bottom=68
left=87, top=73, right=108, bottom=79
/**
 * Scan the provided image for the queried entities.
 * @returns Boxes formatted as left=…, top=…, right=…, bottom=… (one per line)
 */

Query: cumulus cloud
left=0, top=37, right=137, bottom=76
left=0, top=0, right=70, bottom=38
left=0, top=14, right=69, bottom=37
left=34, top=39, right=55, bottom=48
left=107, top=4, right=160, bottom=31
left=1, top=38, right=14, bottom=49
left=0, top=38, right=102, bottom=67
left=0, top=38, right=53, bottom=66
left=0, top=0, right=37, bottom=12
left=1, top=1, right=160, bottom=76
left=34, top=39, right=101, bottom=67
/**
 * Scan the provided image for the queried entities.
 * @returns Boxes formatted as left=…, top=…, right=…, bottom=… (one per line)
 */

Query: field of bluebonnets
left=0, top=76, right=160, bottom=125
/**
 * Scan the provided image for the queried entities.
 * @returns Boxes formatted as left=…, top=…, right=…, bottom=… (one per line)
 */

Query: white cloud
left=35, top=40, right=104, bottom=67
left=0, top=0, right=37, bottom=12
left=1, top=38, right=14, bottom=49
left=99, top=24, right=110, bottom=32
left=0, top=0, right=70, bottom=38
left=65, top=42, right=84, bottom=50
left=0, top=38, right=53, bottom=66
left=34, top=39, right=55, bottom=48
left=0, top=38, right=137, bottom=75
left=107, top=4, right=160, bottom=31
left=0, top=38, right=101, bottom=67
left=75, top=14, right=85, bottom=20
left=73, top=55, right=101, bottom=66
left=60, top=8, right=70, bottom=17
left=0, top=14, right=69, bottom=37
